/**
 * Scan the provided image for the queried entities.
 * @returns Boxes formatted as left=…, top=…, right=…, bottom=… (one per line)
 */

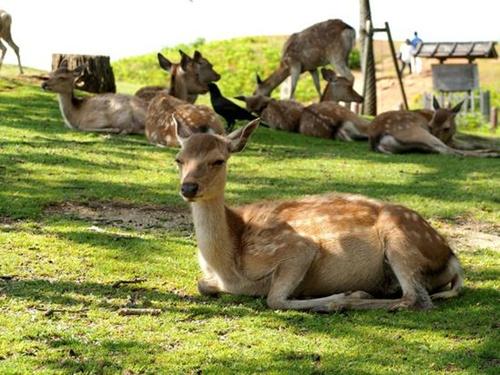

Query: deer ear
left=451, top=100, right=464, bottom=114
left=234, top=95, right=246, bottom=102
left=256, top=74, right=263, bottom=85
left=180, top=53, right=192, bottom=70
left=173, top=115, right=193, bottom=147
left=432, top=96, right=441, bottom=110
left=72, top=64, right=86, bottom=77
left=227, top=119, right=260, bottom=153
left=58, top=59, right=69, bottom=69
left=193, top=50, right=202, bottom=61
left=158, top=53, right=173, bottom=71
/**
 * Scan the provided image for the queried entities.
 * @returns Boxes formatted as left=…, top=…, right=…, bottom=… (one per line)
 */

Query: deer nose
left=181, top=183, right=199, bottom=198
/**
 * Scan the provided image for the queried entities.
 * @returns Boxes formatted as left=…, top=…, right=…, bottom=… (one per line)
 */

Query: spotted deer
left=254, top=19, right=355, bottom=99
left=235, top=94, right=304, bottom=132
left=320, top=68, right=363, bottom=104
left=299, top=102, right=371, bottom=141
left=369, top=98, right=499, bottom=157
left=145, top=92, right=224, bottom=147
left=174, top=119, right=463, bottom=312
left=135, top=50, right=220, bottom=103
left=41, top=61, right=147, bottom=134
left=0, top=10, right=23, bottom=74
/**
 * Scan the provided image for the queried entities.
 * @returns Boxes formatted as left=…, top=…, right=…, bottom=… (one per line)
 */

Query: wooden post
left=51, top=54, right=116, bottom=93
left=491, top=107, right=498, bottom=132
left=385, top=22, right=408, bottom=110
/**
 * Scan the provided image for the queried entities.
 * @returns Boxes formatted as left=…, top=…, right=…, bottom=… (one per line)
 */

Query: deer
left=41, top=61, right=147, bottom=134
left=173, top=118, right=463, bottom=312
left=320, top=68, right=363, bottom=104
left=369, top=97, right=500, bottom=157
left=0, top=10, right=23, bottom=74
left=254, top=19, right=355, bottom=100
left=299, top=102, right=372, bottom=141
left=145, top=92, right=224, bottom=147
left=135, top=50, right=220, bottom=104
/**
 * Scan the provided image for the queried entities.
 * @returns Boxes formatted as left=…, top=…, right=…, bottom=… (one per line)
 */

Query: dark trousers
left=400, top=61, right=412, bottom=75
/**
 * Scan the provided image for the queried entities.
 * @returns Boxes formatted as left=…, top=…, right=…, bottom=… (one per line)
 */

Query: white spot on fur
left=58, top=96, right=75, bottom=129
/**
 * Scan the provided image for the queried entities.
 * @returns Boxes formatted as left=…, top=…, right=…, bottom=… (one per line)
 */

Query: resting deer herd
left=34, top=17, right=500, bottom=312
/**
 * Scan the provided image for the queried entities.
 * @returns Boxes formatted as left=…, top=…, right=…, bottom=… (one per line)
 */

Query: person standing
left=398, top=39, right=413, bottom=76
left=410, top=32, right=423, bottom=74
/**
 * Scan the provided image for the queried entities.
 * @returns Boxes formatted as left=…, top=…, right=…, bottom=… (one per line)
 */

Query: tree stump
left=51, top=54, right=116, bottom=93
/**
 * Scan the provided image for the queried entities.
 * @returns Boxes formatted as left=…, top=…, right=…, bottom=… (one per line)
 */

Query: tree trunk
left=359, top=0, right=377, bottom=116
left=51, top=54, right=116, bottom=93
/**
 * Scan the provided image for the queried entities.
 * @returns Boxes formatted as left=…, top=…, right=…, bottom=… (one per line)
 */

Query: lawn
left=0, top=68, right=499, bottom=374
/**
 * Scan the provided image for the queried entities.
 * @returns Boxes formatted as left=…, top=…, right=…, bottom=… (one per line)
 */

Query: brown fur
left=0, top=10, right=22, bottom=74
left=254, top=19, right=355, bottom=99
left=135, top=51, right=220, bottom=104
left=299, top=102, right=371, bottom=141
left=369, top=106, right=500, bottom=157
left=41, top=63, right=146, bottom=134
left=145, top=92, right=224, bottom=147
left=320, top=68, right=363, bottom=104
left=174, top=120, right=464, bottom=312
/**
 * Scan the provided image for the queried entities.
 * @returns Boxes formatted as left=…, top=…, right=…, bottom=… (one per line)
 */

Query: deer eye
left=211, top=159, right=225, bottom=166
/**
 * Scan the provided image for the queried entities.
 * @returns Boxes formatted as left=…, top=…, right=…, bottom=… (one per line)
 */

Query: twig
left=118, top=308, right=161, bottom=316
left=112, top=277, right=147, bottom=288
left=0, top=275, right=15, bottom=281
left=33, top=307, right=89, bottom=317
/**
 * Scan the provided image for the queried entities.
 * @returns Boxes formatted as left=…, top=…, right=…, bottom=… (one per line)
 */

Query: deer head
left=41, top=60, right=85, bottom=94
left=175, top=118, right=260, bottom=201
left=234, top=94, right=272, bottom=114
left=193, top=50, right=221, bottom=84
left=429, top=97, right=463, bottom=145
left=320, top=68, right=363, bottom=103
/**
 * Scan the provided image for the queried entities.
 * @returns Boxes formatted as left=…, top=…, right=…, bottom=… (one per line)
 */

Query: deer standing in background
left=145, top=92, right=224, bottom=147
left=254, top=19, right=355, bottom=100
left=369, top=98, right=499, bottom=157
left=235, top=94, right=304, bottom=132
left=41, top=61, right=147, bottom=134
left=0, top=10, right=23, bottom=74
left=299, top=102, right=371, bottom=141
left=135, top=50, right=220, bottom=103
left=173, top=119, right=463, bottom=312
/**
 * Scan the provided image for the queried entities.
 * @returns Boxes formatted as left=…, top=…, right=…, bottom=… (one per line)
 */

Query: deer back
left=262, top=99, right=304, bottom=132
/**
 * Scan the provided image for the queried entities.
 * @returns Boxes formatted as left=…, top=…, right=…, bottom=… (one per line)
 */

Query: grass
left=0, top=68, right=499, bottom=374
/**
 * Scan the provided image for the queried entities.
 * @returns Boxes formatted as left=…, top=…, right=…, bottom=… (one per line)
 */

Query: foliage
left=0, top=72, right=499, bottom=374
left=113, top=36, right=361, bottom=103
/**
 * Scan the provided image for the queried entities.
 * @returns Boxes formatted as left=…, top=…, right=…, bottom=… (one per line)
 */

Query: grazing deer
left=135, top=50, right=220, bottom=103
left=145, top=92, right=224, bottom=147
left=174, top=119, right=463, bottom=312
left=0, top=10, right=23, bottom=74
left=320, top=68, right=363, bottom=104
left=369, top=98, right=499, bottom=157
left=235, top=94, right=304, bottom=132
left=41, top=61, right=147, bottom=134
left=254, top=19, right=355, bottom=99
left=299, top=102, right=371, bottom=141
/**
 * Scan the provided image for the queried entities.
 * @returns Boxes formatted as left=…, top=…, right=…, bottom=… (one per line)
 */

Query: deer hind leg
left=309, top=69, right=322, bottom=99
left=288, top=63, right=302, bottom=99
left=266, top=241, right=347, bottom=311
left=3, top=34, right=23, bottom=74
left=0, top=40, right=6, bottom=70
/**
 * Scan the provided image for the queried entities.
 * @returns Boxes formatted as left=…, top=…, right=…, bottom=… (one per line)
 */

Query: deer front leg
left=288, top=63, right=301, bottom=99
left=309, top=69, right=322, bottom=99
left=0, top=41, right=6, bottom=70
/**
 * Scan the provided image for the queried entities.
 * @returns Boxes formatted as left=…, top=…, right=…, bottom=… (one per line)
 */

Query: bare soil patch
left=44, top=201, right=192, bottom=233
left=436, top=218, right=499, bottom=252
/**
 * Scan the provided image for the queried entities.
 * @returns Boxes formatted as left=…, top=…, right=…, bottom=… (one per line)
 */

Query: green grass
left=1, top=70, right=499, bottom=374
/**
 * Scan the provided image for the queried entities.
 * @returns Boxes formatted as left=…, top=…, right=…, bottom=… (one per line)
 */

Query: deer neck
left=261, top=65, right=290, bottom=96
left=57, top=91, right=82, bottom=130
left=169, top=67, right=189, bottom=101
left=190, top=196, right=242, bottom=281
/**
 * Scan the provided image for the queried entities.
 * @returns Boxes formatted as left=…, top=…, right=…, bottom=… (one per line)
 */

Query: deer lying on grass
left=369, top=98, right=499, bottom=157
left=0, top=10, right=23, bottom=74
left=41, top=61, right=147, bottom=134
left=254, top=19, right=355, bottom=99
left=174, top=119, right=463, bottom=312
left=299, top=102, right=371, bottom=141
left=320, top=68, right=363, bottom=104
left=235, top=94, right=304, bottom=132
left=145, top=92, right=224, bottom=147
left=135, top=50, right=220, bottom=103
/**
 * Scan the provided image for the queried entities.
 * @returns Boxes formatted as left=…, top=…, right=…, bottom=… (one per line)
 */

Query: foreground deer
left=42, top=61, right=147, bottom=134
left=135, top=50, right=220, bottom=103
left=299, top=102, right=371, bottom=141
left=235, top=94, right=304, bottom=132
left=145, top=92, right=223, bottom=146
left=320, top=68, right=363, bottom=104
left=0, top=10, right=23, bottom=74
left=369, top=98, right=499, bottom=157
left=174, top=119, right=463, bottom=312
left=254, top=19, right=355, bottom=99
